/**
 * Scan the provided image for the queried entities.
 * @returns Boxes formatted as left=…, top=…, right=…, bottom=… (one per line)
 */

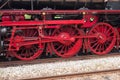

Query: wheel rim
left=13, top=29, right=44, bottom=60
left=88, top=23, right=116, bottom=55
left=51, top=25, right=82, bottom=58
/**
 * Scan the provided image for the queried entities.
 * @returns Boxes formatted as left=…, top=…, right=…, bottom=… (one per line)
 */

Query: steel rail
left=28, top=69, right=120, bottom=80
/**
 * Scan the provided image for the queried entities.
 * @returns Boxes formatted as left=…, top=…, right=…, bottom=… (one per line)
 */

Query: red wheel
left=88, top=23, right=116, bottom=55
left=13, top=29, right=44, bottom=60
left=51, top=25, right=82, bottom=58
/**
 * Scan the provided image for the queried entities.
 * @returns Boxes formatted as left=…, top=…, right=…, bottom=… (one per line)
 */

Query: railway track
left=0, top=53, right=120, bottom=80
left=0, top=53, right=119, bottom=67
left=30, top=69, right=120, bottom=80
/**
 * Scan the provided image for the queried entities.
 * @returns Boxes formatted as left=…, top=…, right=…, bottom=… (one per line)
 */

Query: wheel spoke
left=107, top=36, right=113, bottom=41
left=27, top=49, right=30, bottom=57
left=104, top=43, right=108, bottom=50
left=90, top=39, right=97, bottom=44
left=65, top=46, right=68, bottom=53
left=24, top=49, right=27, bottom=58
left=60, top=46, right=65, bottom=54
left=106, top=28, right=111, bottom=34
left=32, top=30, right=37, bottom=37
left=99, top=45, right=102, bottom=52
left=31, top=47, right=35, bottom=53
left=103, top=25, right=107, bottom=33
left=91, top=41, right=99, bottom=48
left=101, top=25, right=105, bottom=33
left=100, top=45, right=104, bottom=52
left=56, top=45, right=63, bottom=50
left=107, top=32, right=113, bottom=36
left=94, top=44, right=100, bottom=51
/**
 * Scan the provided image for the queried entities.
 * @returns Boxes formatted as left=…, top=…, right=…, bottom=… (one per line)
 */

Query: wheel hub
left=97, top=33, right=107, bottom=44
left=58, top=32, right=75, bottom=46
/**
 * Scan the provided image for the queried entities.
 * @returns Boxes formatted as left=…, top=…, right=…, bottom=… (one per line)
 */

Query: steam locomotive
left=0, top=0, right=120, bottom=61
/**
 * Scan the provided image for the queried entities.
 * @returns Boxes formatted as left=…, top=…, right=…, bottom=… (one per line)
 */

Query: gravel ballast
left=0, top=56, right=120, bottom=80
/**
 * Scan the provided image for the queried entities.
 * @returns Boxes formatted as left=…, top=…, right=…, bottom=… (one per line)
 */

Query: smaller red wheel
left=88, top=22, right=116, bottom=55
left=12, top=29, right=44, bottom=60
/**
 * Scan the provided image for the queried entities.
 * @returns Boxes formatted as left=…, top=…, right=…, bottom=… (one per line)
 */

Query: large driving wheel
left=51, top=25, right=83, bottom=58
left=13, top=29, right=44, bottom=60
left=88, top=22, right=116, bottom=55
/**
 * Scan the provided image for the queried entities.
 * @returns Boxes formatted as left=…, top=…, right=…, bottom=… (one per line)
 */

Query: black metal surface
left=106, top=1, right=120, bottom=10
left=0, top=0, right=106, bottom=10
left=0, top=27, right=1, bottom=53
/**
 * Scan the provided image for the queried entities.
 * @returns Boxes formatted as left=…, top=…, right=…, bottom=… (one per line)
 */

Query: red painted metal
left=51, top=25, right=83, bottom=58
left=81, top=14, right=98, bottom=28
left=0, top=20, right=84, bottom=26
left=2, top=16, right=12, bottom=21
left=11, top=29, right=44, bottom=60
left=88, top=23, right=116, bottom=55
left=0, top=9, right=120, bottom=60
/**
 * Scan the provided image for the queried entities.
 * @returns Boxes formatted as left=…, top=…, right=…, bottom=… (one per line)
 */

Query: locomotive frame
left=0, top=10, right=120, bottom=60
